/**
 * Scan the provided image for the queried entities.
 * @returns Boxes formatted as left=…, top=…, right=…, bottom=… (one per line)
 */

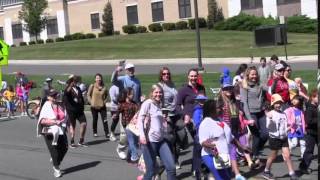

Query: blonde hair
left=148, top=84, right=163, bottom=101
left=242, top=66, right=260, bottom=89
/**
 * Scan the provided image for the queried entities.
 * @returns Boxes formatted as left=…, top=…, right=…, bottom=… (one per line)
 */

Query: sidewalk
left=10, top=55, right=317, bottom=65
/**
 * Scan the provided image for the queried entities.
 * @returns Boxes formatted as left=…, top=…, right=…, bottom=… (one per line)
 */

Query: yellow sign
left=0, top=39, right=9, bottom=66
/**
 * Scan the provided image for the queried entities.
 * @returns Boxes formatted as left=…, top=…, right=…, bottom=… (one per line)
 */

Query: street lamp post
left=279, top=16, right=288, bottom=61
left=193, top=0, right=204, bottom=71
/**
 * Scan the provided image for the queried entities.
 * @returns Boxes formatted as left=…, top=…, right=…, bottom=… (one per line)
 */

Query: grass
left=10, top=30, right=317, bottom=60
left=3, top=70, right=317, bottom=99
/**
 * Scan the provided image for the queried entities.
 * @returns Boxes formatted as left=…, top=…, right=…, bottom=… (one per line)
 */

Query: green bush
left=19, top=42, right=27, bottom=46
left=188, top=18, right=207, bottom=29
left=137, top=26, right=147, bottom=33
left=29, top=41, right=36, bottom=45
left=148, top=23, right=163, bottom=32
left=37, top=39, right=44, bottom=44
left=11, top=44, right=16, bottom=47
left=175, top=21, right=188, bottom=30
left=122, top=25, right=137, bottom=34
left=71, top=33, right=86, bottom=40
left=98, top=32, right=106, bottom=37
left=162, top=23, right=176, bottom=31
left=64, top=34, right=72, bottom=41
left=86, top=33, right=96, bottom=39
left=55, top=37, right=64, bottom=42
left=286, top=15, right=317, bottom=33
left=46, top=39, right=54, bottom=43
left=114, top=31, right=120, bottom=35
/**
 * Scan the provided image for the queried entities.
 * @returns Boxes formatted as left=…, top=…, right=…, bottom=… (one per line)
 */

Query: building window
left=47, top=18, right=58, bottom=35
left=277, top=0, right=300, bottom=5
left=12, top=23, right=22, bottom=39
left=152, top=2, right=164, bottom=22
left=0, top=27, right=3, bottom=40
left=241, top=0, right=263, bottom=10
left=127, top=5, right=138, bottom=25
left=90, top=13, right=100, bottom=30
left=178, top=0, right=191, bottom=18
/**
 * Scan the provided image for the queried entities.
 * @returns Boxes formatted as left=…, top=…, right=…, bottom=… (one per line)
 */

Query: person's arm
left=305, top=105, right=317, bottom=127
left=240, top=87, right=253, bottom=121
left=175, top=87, right=184, bottom=116
left=103, top=88, right=108, bottom=105
left=111, top=66, right=123, bottom=84
left=138, top=100, right=150, bottom=144
left=87, top=84, right=93, bottom=105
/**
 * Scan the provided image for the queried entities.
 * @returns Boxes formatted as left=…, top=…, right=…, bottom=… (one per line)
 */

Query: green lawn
left=4, top=70, right=317, bottom=99
left=10, top=30, right=317, bottom=60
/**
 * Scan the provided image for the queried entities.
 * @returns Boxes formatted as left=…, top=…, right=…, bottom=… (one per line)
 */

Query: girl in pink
left=284, top=95, right=306, bottom=158
left=16, top=81, right=30, bottom=115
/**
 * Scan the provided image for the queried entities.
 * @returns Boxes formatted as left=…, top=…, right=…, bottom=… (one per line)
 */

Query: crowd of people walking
left=34, top=55, right=318, bottom=180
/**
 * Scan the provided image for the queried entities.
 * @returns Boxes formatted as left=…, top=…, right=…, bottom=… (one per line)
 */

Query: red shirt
left=267, top=77, right=289, bottom=103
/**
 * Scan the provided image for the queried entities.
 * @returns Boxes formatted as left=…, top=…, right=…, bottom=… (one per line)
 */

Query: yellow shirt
left=285, top=78, right=298, bottom=100
left=3, top=90, right=16, bottom=101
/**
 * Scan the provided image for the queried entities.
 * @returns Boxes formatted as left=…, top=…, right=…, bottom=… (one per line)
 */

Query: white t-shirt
left=233, top=75, right=242, bottom=86
left=199, top=117, right=233, bottom=156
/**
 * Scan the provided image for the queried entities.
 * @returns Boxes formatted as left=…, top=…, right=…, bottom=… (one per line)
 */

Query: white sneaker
left=53, top=166, right=62, bottom=178
left=93, top=133, right=98, bottom=137
left=110, top=133, right=116, bottom=141
left=116, top=147, right=127, bottom=160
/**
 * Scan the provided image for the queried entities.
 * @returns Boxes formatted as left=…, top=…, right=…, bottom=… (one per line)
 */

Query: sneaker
left=53, top=166, right=62, bottom=178
left=117, top=147, right=127, bottom=160
left=261, top=171, right=275, bottom=180
left=110, top=133, right=116, bottom=141
left=93, top=133, right=98, bottom=137
left=249, top=162, right=259, bottom=170
left=175, top=162, right=181, bottom=170
left=235, top=174, right=246, bottom=180
left=77, top=142, right=88, bottom=147
left=290, top=173, right=298, bottom=180
left=299, top=167, right=311, bottom=174
left=69, top=143, right=77, bottom=148
left=130, top=155, right=139, bottom=162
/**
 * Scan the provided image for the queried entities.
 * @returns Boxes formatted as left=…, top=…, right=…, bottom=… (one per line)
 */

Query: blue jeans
left=202, top=155, right=232, bottom=180
left=6, top=101, right=14, bottom=112
left=126, top=129, right=139, bottom=160
left=142, top=141, right=176, bottom=180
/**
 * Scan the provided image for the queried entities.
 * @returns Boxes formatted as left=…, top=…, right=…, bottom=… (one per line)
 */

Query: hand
left=247, top=120, right=255, bottom=126
left=184, top=114, right=191, bottom=124
left=139, top=136, right=147, bottom=145
left=116, top=66, right=123, bottom=72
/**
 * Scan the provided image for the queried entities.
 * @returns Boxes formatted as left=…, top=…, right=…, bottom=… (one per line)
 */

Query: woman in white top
left=199, top=100, right=250, bottom=180
left=138, top=84, right=176, bottom=180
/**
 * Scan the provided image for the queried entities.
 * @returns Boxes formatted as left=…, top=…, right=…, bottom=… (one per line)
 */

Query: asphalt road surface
left=2, top=61, right=317, bottom=75
left=0, top=113, right=317, bottom=180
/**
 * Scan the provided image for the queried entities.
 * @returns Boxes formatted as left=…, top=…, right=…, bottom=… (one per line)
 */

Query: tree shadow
left=86, top=139, right=108, bottom=146
left=63, top=161, right=101, bottom=175
left=176, top=171, right=193, bottom=180
left=242, top=158, right=266, bottom=178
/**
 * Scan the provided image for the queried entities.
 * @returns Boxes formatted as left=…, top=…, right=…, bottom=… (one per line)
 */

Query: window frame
left=0, top=27, right=3, bottom=40
left=11, top=23, right=23, bottom=39
left=90, top=13, right=100, bottom=30
left=151, top=1, right=164, bottom=22
left=241, top=0, right=263, bottom=10
left=277, top=0, right=300, bottom=5
left=178, top=0, right=192, bottom=19
left=126, top=5, right=139, bottom=25
left=46, top=18, right=58, bottom=35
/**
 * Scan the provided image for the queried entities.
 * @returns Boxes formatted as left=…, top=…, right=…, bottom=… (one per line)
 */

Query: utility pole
left=193, top=0, right=204, bottom=71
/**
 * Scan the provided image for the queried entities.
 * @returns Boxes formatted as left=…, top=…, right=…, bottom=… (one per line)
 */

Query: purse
left=212, top=122, right=231, bottom=170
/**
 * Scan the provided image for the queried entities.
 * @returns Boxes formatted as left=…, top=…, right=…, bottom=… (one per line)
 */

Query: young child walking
left=284, top=95, right=306, bottom=158
left=262, top=94, right=298, bottom=180
left=3, top=85, right=16, bottom=118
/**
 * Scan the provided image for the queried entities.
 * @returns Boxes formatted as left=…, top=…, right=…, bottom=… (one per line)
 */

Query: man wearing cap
left=266, top=63, right=290, bottom=106
left=111, top=63, right=141, bottom=104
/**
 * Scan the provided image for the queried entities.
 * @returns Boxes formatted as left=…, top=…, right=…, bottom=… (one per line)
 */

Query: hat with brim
left=274, top=63, right=285, bottom=71
left=125, top=63, right=135, bottom=69
left=222, top=83, right=233, bottom=90
left=45, top=77, right=53, bottom=82
left=271, top=94, right=284, bottom=106
left=195, top=95, right=208, bottom=100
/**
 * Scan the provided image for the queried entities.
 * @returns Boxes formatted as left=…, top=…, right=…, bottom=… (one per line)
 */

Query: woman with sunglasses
left=87, top=73, right=109, bottom=139
left=240, top=66, right=268, bottom=168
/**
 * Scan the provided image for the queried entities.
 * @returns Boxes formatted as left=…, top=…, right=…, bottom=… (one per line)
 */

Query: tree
left=207, top=0, right=224, bottom=29
left=18, top=0, right=48, bottom=41
left=101, top=1, right=114, bottom=35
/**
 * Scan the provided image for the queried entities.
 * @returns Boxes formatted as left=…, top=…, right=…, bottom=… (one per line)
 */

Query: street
left=0, top=113, right=317, bottom=180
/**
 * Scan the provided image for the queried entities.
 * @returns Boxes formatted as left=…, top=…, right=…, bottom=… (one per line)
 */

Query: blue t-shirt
left=288, top=109, right=304, bottom=138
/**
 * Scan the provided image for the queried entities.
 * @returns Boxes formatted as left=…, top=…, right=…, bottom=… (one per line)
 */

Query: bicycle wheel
left=26, top=102, right=38, bottom=119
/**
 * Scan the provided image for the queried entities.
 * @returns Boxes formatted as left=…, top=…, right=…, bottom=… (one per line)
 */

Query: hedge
left=98, top=32, right=106, bottom=37
left=114, top=31, right=120, bottom=35
left=188, top=18, right=207, bottom=29
left=175, top=21, right=188, bottom=30
left=286, top=15, right=317, bottom=33
left=122, top=25, right=137, bottom=34
left=36, top=40, right=44, bottom=44
left=86, top=33, right=96, bottom=39
left=137, top=26, right=147, bottom=33
left=148, top=23, right=163, bottom=32
left=46, top=39, right=54, bottom=43
left=71, top=33, right=86, bottom=40
left=19, top=42, right=27, bottom=46
left=162, top=23, right=176, bottom=31
left=29, top=41, right=36, bottom=45
left=55, top=37, right=64, bottom=42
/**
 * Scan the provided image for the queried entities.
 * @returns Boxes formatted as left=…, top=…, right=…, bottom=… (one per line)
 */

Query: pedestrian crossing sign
left=0, top=39, right=9, bottom=66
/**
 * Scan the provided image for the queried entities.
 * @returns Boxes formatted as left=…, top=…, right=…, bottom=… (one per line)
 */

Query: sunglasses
left=162, top=73, right=170, bottom=76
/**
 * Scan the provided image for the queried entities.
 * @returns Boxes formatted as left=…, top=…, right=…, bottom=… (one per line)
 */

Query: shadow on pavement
left=63, top=161, right=101, bottom=175
left=242, top=158, right=266, bottom=178
left=87, top=139, right=108, bottom=146
left=177, top=171, right=193, bottom=180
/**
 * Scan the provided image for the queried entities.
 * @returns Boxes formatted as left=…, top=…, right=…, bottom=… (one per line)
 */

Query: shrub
left=86, top=33, right=96, bottom=39
left=64, top=34, right=72, bottom=41
left=11, top=44, right=16, bottom=47
left=162, top=23, right=176, bottom=31
left=36, top=39, right=44, bottom=44
left=286, top=15, right=317, bottom=33
left=122, top=25, right=137, bottom=34
left=46, top=39, right=54, bottom=43
left=29, top=41, right=36, bottom=45
left=19, top=42, right=27, bottom=46
left=114, top=31, right=120, bottom=35
left=71, top=33, right=86, bottom=40
left=148, top=23, right=163, bottom=32
left=175, top=21, right=188, bottom=30
left=55, top=37, right=64, bottom=42
left=188, top=18, right=207, bottom=29
left=137, top=26, right=147, bottom=33
left=98, top=32, right=106, bottom=37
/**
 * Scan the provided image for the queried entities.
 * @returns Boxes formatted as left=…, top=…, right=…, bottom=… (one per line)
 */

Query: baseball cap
left=125, top=63, right=135, bottom=69
left=45, top=77, right=53, bottom=82
left=195, top=94, right=208, bottom=100
left=274, top=63, right=285, bottom=71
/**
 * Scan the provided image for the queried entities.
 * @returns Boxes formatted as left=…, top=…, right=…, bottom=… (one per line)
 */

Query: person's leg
left=299, top=135, right=316, bottom=170
left=68, top=112, right=76, bottom=145
left=43, top=135, right=60, bottom=167
left=202, top=155, right=224, bottom=180
left=56, top=135, right=68, bottom=166
left=257, top=112, right=268, bottom=156
left=78, top=112, right=87, bottom=144
left=110, top=111, right=119, bottom=133
left=299, top=138, right=306, bottom=158
left=265, top=150, right=278, bottom=171
left=282, top=147, right=295, bottom=175
left=126, top=129, right=139, bottom=161
left=91, top=107, right=99, bottom=134
left=247, top=123, right=260, bottom=159
left=158, top=141, right=176, bottom=180
left=142, top=143, right=157, bottom=180
left=100, top=106, right=109, bottom=137
left=192, top=137, right=202, bottom=179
